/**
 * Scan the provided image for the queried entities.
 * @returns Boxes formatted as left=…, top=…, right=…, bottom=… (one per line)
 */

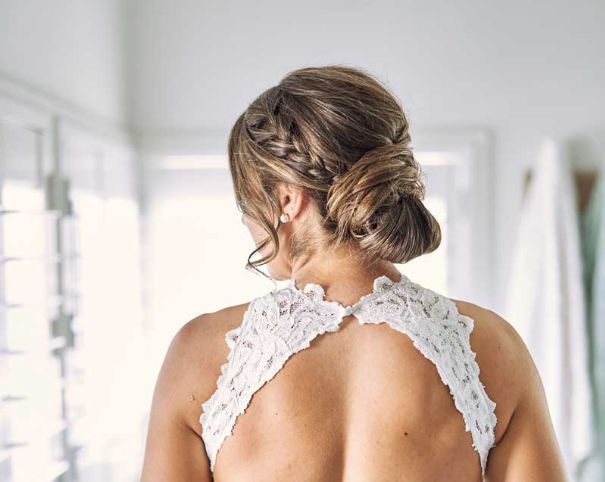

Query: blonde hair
left=228, top=64, right=441, bottom=277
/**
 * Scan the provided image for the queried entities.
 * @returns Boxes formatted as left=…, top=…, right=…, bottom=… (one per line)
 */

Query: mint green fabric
left=579, top=165, right=605, bottom=481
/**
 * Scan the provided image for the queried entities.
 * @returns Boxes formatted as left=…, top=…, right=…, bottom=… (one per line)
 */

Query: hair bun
left=228, top=65, right=443, bottom=274
left=326, top=142, right=441, bottom=263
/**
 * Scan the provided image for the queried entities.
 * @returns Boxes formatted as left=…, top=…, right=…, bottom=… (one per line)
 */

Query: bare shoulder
left=448, top=298, right=536, bottom=444
left=141, top=302, right=251, bottom=480
left=449, top=301, right=568, bottom=479
left=163, top=302, right=252, bottom=434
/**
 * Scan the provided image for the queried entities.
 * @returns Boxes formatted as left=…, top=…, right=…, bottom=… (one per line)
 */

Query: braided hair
left=228, top=65, right=441, bottom=276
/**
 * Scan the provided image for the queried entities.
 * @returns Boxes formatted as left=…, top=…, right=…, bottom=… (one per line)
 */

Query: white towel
left=506, top=138, right=594, bottom=481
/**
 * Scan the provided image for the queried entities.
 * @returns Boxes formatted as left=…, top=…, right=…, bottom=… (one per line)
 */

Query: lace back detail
left=199, top=274, right=498, bottom=476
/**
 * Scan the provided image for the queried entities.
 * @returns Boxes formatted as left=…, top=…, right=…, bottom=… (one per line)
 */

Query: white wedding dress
left=200, top=269, right=498, bottom=478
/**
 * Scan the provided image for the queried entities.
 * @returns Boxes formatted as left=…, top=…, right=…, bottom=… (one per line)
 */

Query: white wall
left=0, top=0, right=129, bottom=127
left=1, top=0, right=603, bottom=313
left=125, top=0, right=605, bottom=313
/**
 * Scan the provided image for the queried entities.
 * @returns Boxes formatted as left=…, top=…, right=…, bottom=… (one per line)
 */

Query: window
left=142, top=130, right=494, bottom=363
left=0, top=97, right=68, bottom=481
left=0, top=94, right=148, bottom=482
left=59, top=121, right=146, bottom=482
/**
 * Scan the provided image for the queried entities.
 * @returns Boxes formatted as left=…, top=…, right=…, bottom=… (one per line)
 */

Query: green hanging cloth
left=579, top=164, right=605, bottom=482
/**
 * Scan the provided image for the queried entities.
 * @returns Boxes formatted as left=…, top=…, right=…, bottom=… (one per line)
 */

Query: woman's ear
left=276, top=182, right=305, bottom=221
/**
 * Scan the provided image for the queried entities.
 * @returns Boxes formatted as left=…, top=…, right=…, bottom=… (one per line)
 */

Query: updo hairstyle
left=227, top=65, right=441, bottom=276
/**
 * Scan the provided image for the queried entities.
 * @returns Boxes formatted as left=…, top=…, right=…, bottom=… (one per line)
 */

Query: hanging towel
left=506, top=138, right=594, bottom=481
left=579, top=163, right=605, bottom=481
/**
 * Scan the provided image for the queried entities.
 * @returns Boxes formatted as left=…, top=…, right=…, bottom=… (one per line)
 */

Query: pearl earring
left=279, top=213, right=290, bottom=223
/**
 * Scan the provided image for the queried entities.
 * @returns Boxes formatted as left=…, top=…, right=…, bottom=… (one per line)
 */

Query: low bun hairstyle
left=228, top=65, right=441, bottom=276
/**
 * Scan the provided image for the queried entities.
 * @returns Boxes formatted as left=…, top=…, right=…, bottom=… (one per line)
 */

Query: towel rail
left=523, top=168, right=600, bottom=212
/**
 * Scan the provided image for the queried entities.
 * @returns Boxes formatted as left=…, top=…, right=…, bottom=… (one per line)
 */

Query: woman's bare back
left=196, top=304, right=502, bottom=481
left=191, top=274, right=511, bottom=481
left=142, top=277, right=566, bottom=481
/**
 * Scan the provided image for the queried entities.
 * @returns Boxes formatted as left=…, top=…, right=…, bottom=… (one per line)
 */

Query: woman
left=141, top=65, right=567, bottom=481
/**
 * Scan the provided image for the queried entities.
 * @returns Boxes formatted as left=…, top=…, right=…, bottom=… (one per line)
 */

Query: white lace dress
left=199, top=270, right=498, bottom=478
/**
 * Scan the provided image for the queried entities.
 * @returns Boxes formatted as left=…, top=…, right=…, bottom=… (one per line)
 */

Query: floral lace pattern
left=199, top=272, right=498, bottom=477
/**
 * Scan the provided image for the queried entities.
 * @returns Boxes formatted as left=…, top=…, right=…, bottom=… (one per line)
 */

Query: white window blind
left=0, top=94, right=147, bottom=482
left=0, top=98, right=69, bottom=482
